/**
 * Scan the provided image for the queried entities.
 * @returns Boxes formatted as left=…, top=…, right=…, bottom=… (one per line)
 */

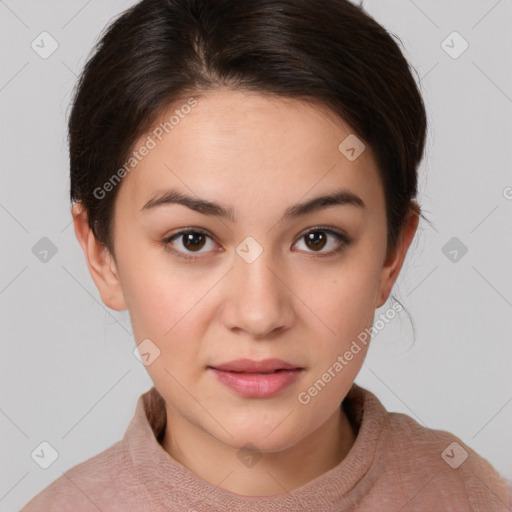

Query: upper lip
left=209, top=358, right=302, bottom=373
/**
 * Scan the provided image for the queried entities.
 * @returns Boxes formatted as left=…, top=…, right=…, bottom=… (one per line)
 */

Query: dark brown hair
left=69, top=0, right=428, bottom=261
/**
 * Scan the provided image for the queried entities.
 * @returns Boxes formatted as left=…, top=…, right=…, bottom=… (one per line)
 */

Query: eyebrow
left=140, top=187, right=365, bottom=222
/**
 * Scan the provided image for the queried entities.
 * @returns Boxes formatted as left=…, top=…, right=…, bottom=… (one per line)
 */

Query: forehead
left=115, top=89, right=385, bottom=221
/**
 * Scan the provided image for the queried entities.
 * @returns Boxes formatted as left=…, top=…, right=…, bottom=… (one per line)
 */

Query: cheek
left=121, top=267, right=217, bottom=380
left=298, top=260, right=380, bottom=345
left=117, top=254, right=192, bottom=344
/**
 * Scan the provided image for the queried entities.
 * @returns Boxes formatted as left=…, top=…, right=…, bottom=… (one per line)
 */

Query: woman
left=20, top=0, right=511, bottom=510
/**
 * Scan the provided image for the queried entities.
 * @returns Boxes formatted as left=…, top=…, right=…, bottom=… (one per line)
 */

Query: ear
left=375, top=203, right=420, bottom=309
left=71, top=202, right=127, bottom=311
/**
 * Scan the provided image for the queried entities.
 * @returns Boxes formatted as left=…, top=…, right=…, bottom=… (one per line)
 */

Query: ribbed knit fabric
left=20, top=383, right=512, bottom=511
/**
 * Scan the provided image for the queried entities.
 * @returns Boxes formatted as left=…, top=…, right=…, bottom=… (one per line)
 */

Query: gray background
left=1, top=0, right=511, bottom=510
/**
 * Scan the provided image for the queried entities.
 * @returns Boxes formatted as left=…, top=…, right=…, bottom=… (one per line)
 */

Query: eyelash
left=162, top=226, right=352, bottom=261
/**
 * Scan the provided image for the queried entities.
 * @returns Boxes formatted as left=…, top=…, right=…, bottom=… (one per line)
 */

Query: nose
left=221, top=246, right=295, bottom=339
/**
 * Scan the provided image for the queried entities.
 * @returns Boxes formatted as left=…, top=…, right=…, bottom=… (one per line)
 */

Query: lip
left=207, top=358, right=304, bottom=398
left=210, top=358, right=301, bottom=373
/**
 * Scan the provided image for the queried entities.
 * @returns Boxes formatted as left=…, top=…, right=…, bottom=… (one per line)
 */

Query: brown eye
left=304, top=231, right=327, bottom=251
left=181, top=232, right=207, bottom=252
left=163, top=226, right=351, bottom=261
left=162, top=228, right=217, bottom=259
left=293, top=227, right=351, bottom=256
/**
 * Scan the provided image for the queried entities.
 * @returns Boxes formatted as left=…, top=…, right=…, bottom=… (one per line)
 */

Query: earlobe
left=71, top=202, right=127, bottom=311
left=375, top=207, right=420, bottom=309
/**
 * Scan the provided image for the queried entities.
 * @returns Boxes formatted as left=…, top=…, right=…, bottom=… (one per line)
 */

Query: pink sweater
left=20, top=383, right=511, bottom=511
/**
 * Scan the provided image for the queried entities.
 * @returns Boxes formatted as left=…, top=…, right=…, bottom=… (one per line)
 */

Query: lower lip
left=208, top=368, right=303, bottom=398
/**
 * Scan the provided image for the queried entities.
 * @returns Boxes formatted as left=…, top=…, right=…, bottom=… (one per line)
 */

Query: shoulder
left=19, top=438, right=152, bottom=512
left=375, top=409, right=512, bottom=511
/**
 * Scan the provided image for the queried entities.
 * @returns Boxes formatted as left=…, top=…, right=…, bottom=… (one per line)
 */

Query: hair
left=69, top=0, right=428, bottom=330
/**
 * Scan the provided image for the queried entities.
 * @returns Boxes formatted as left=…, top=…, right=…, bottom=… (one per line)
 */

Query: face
left=75, top=88, right=414, bottom=453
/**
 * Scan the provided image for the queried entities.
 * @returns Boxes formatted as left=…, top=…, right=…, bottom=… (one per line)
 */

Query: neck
left=161, top=403, right=356, bottom=496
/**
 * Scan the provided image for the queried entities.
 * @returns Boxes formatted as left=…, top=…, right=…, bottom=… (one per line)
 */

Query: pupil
left=306, top=231, right=326, bottom=251
left=184, top=233, right=205, bottom=251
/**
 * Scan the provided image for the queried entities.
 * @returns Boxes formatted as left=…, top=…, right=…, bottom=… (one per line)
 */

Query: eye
left=162, top=226, right=352, bottom=261
left=292, top=227, right=352, bottom=256
left=162, top=228, right=218, bottom=260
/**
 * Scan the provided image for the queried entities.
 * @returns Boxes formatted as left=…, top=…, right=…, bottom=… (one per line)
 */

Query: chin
left=212, top=423, right=306, bottom=455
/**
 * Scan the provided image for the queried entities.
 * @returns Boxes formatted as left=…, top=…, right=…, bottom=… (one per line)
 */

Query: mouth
left=208, top=358, right=303, bottom=373
left=213, top=369, right=294, bottom=374
left=207, top=359, right=304, bottom=398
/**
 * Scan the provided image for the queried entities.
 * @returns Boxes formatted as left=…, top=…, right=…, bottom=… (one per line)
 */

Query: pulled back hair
left=69, top=0, right=428, bottom=260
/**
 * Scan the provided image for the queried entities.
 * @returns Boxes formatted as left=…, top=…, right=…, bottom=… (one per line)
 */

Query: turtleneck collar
left=124, top=381, right=387, bottom=511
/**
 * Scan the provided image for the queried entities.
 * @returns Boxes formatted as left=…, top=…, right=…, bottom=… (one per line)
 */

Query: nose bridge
left=225, top=235, right=292, bottom=336
left=235, top=236, right=282, bottom=300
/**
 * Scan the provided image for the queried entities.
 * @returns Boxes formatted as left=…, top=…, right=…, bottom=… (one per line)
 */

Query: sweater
left=20, top=382, right=512, bottom=511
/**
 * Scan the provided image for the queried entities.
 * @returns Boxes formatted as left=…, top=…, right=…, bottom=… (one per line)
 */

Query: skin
left=72, top=88, right=419, bottom=496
